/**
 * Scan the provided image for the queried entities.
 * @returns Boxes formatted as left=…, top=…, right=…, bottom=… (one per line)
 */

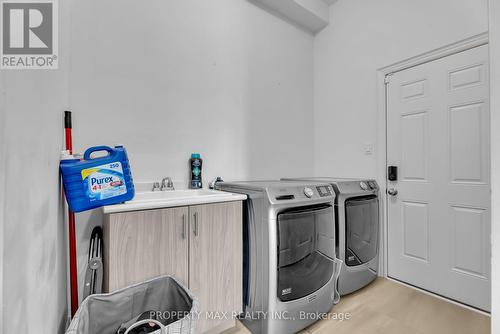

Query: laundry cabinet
left=103, top=201, right=243, bottom=334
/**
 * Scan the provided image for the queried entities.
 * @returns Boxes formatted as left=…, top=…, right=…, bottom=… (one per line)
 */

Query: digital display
left=316, top=186, right=332, bottom=197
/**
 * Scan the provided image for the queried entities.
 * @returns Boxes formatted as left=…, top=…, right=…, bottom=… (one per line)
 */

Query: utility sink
left=133, top=189, right=225, bottom=202
left=102, top=189, right=247, bottom=214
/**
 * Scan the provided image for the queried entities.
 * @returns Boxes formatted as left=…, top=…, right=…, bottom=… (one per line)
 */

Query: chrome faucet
left=209, top=176, right=224, bottom=190
left=152, top=182, right=161, bottom=192
left=161, top=177, right=175, bottom=191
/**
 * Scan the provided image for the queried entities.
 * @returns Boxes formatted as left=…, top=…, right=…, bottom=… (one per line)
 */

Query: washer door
left=277, top=205, right=334, bottom=302
left=345, top=195, right=379, bottom=267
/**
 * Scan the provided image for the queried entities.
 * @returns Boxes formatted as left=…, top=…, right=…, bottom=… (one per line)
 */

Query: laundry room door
left=386, top=44, right=490, bottom=311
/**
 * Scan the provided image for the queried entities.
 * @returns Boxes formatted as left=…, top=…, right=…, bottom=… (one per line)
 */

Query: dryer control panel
left=334, top=180, right=379, bottom=195
left=316, top=185, right=333, bottom=197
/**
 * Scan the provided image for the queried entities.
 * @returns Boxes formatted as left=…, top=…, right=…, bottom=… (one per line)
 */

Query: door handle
left=181, top=214, right=186, bottom=239
left=193, top=212, right=199, bottom=237
left=387, top=188, right=398, bottom=196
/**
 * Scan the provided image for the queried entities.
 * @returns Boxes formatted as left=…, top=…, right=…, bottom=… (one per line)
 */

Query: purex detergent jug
left=60, top=145, right=135, bottom=212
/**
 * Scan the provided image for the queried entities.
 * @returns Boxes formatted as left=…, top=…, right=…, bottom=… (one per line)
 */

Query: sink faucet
left=152, top=182, right=161, bottom=192
left=161, top=177, right=175, bottom=191
left=209, top=176, right=224, bottom=190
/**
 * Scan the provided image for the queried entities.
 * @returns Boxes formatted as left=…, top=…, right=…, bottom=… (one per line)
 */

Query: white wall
left=314, top=0, right=488, bottom=178
left=0, top=45, right=5, bottom=334
left=490, top=0, right=500, bottom=331
left=68, top=0, right=314, bottom=302
left=0, top=1, right=71, bottom=333
left=70, top=0, right=314, bottom=185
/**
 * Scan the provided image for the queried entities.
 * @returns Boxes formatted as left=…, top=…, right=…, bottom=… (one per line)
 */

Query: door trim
left=379, top=32, right=489, bottom=76
left=375, top=31, right=489, bottom=280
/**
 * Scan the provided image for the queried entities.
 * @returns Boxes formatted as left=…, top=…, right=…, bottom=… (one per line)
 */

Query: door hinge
left=384, top=74, right=392, bottom=84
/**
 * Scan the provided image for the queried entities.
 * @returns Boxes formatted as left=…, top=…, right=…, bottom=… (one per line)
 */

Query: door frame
left=375, top=32, right=489, bottom=284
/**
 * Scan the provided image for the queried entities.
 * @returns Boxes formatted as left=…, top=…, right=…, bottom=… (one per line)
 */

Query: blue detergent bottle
left=60, top=145, right=135, bottom=212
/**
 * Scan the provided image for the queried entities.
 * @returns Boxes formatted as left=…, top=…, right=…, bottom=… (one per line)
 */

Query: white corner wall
left=0, top=1, right=71, bottom=333
left=490, top=0, right=500, bottom=331
left=313, top=0, right=488, bottom=179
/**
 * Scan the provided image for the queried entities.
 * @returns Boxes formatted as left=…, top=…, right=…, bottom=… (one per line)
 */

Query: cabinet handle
left=193, top=212, right=199, bottom=237
left=182, top=214, right=186, bottom=239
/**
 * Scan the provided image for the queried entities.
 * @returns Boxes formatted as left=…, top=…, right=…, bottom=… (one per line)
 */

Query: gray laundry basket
left=66, top=276, right=198, bottom=334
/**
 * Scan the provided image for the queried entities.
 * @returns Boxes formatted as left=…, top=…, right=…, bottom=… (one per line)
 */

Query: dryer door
left=277, top=205, right=335, bottom=302
left=345, top=195, right=379, bottom=266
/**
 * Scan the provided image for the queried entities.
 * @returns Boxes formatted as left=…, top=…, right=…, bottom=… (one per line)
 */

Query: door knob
left=387, top=188, right=398, bottom=196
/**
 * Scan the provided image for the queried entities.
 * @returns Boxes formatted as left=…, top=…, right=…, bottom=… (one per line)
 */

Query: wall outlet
left=364, top=143, right=373, bottom=155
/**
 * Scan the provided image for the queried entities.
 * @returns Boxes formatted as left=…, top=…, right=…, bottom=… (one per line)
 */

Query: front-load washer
left=283, top=178, right=379, bottom=295
left=216, top=181, right=342, bottom=334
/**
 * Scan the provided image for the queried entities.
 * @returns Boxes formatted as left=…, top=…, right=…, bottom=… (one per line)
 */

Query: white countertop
left=102, top=189, right=247, bottom=214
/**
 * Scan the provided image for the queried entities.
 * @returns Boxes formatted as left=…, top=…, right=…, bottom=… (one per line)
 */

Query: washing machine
left=283, top=178, right=379, bottom=295
left=216, top=181, right=342, bottom=334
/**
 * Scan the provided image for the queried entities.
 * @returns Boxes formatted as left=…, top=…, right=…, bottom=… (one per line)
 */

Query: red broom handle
left=65, top=111, right=79, bottom=317
left=65, top=128, right=72, bottom=153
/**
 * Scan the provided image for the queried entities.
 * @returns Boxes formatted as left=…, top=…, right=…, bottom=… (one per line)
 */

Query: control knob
left=359, top=182, right=368, bottom=190
left=303, top=187, right=314, bottom=198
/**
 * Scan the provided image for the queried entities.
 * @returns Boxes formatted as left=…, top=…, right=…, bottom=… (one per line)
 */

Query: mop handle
left=65, top=110, right=79, bottom=317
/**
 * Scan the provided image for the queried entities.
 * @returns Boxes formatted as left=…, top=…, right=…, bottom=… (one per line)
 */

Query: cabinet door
left=189, top=201, right=243, bottom=334
left=104, top=207, right=189, bottom=292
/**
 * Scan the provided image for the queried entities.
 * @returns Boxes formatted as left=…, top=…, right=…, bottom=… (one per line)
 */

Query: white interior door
left=387, top=45, right=490, bottom=311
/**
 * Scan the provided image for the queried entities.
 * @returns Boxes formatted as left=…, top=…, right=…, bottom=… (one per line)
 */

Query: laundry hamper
left=66, top=276, right=198, bottom=334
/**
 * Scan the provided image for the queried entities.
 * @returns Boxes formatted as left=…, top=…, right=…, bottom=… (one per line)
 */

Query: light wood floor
left=222, top=278, right=490, bottom=334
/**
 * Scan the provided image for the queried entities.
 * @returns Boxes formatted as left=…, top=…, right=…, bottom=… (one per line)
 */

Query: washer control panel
left=303, top=187, right=314, bottom=198
left=270, top=184, right=335, bottom=202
